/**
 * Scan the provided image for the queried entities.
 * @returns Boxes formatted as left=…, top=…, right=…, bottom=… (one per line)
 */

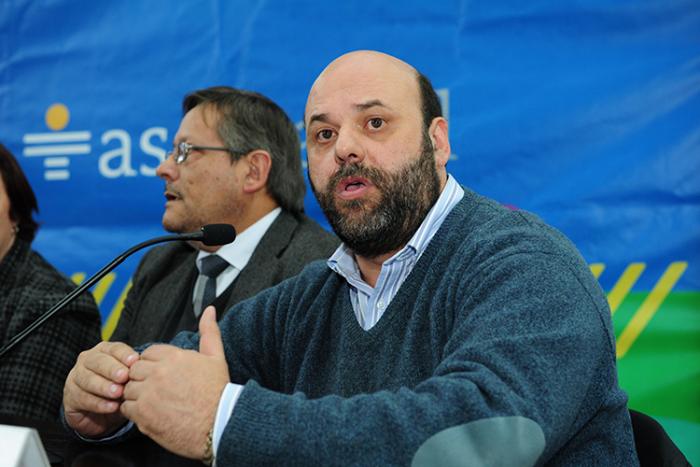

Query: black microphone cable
left=0, top=224, right=236, bottom=359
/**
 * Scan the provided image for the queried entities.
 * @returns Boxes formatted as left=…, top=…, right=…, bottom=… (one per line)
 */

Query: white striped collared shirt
left=328, top=175, right=464, bottom=330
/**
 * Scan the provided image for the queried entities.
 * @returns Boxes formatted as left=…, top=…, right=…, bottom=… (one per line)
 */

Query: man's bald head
left=306, top=50, right=442, bottom=131
left=316, top=50, right=418, bottom=83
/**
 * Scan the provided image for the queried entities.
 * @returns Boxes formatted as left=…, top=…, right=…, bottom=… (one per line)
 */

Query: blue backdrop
left=1, top=0, right=698, bottom=461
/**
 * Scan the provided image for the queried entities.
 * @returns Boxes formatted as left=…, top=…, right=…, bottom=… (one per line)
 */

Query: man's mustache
left=327, top=164, right=386, bottom=191
left=164, top=183, right=184, bottom=200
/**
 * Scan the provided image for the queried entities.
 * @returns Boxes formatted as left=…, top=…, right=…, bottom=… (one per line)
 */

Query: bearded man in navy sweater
left=62, top=50, right=638, bottom=466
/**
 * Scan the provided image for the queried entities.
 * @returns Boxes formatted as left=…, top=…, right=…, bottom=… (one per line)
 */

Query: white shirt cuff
left=212, top=382, right=244, bottom=458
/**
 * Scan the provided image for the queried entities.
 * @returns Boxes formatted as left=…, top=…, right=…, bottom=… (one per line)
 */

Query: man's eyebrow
left=355, top=99, right=391, bottom=112
left=306, top=100, right=393, bottom=128
left=306, top=112, right=329, bottom=127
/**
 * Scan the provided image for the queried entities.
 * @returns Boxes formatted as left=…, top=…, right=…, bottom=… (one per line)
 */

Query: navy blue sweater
left=173, top=189, right=638, bottom=466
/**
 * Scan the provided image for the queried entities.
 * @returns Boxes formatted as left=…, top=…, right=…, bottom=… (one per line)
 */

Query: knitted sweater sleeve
left=180, top=252, right=633, bottom=466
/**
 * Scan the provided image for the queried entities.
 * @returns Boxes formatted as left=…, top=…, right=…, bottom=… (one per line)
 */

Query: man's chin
left=161, top=217, right=190, bottom=234
left=334, top=197, right=379, bottom=215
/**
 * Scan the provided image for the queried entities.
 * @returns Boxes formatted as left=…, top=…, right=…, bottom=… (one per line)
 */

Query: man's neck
left=187, top=199, right=281, bottom=254
left=351, top=174, right=451, bottom=288
left=234, top=195, right=279, bottom=237
left=355, top=249, right=400, bottom=288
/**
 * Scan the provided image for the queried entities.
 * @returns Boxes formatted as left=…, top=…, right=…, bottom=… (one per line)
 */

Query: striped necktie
left=196, top=254, right=229, bottom=317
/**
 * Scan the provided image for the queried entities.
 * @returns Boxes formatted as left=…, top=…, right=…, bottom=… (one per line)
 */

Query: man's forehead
left=305, top=51, right=420, bottom=123
left=191, top=103, right=221, bottom=127
left=174, top=104, right=221, bottom=142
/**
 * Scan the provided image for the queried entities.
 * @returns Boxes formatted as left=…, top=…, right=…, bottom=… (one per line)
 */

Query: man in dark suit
left=110, top=87, right=338, bottom=346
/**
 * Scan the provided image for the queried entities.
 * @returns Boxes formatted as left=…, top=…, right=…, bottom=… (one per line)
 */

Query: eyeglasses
left=168, top=141, right=245, bottom=165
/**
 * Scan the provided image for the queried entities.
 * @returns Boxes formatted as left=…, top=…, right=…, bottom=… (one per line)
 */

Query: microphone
left=183, top=223, right=237, bottom=246
left=0, top=224, right=236, bottom=359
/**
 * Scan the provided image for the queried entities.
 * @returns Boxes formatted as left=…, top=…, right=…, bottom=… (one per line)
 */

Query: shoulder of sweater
left=449, top=188, right=584, bottom=261
left=433, top=188, right=594, bottom=293
left=438, top=190, right=610, bottom=331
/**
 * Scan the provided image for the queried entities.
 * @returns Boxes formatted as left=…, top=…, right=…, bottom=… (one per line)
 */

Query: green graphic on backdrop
left=602, top=262, right=699, bottom=464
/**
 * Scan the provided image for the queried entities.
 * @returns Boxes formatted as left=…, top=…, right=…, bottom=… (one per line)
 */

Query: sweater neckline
left=340, top=190, right=478, bottom=342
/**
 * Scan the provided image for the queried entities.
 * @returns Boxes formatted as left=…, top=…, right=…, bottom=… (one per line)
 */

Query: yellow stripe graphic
left=589, top=263, right=605, bottom=280
left=71, top=272, right=115, bottom=305
left=91, top=273, right=116, bottom=306
left=616, top=261, right=687, bottom=359
left=607, top=263, right=645, bottom=315
left=71, top=271, right=125, bottom=340
left=70, top=272, right=85, bottom=285
left=101, top=280, right=132, bottom=341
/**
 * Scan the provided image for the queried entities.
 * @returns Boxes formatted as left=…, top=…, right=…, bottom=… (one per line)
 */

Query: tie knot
left=200, top=255, right=229, bottom=278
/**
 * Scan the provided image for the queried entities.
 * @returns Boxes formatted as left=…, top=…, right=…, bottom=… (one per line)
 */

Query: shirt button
left=377, top=300, right=385, bottom=310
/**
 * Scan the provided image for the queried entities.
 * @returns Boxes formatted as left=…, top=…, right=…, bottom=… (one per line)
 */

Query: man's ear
left=242, top=150, right=272, bottom=194
left=428, top=117, right=450, bottom=168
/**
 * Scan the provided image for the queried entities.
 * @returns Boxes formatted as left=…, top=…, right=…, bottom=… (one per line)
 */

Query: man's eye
left=317, top=129, right=334, bottom=141
left=367, top=118, right=384, bottom=130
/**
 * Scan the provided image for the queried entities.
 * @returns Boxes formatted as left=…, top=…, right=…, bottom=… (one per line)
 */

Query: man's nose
left=334, top=128, right=365, bottom=165
left=155, top=152, right=178, bottom=180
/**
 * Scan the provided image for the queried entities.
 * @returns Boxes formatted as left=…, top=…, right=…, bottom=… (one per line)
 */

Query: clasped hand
left=62, top=306, right=230, bottom=459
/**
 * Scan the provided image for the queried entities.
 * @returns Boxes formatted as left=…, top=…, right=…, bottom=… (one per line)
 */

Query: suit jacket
left=110, top=210, right=339, bottom=346
left=0, top=239, right=101, bottom=421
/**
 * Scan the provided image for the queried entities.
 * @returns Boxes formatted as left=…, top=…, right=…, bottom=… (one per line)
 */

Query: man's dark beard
left=312, top=133, right=440, bottom=258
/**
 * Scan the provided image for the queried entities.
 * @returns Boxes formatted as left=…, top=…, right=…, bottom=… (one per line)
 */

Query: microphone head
left=200, top=224, right=236, bottom=246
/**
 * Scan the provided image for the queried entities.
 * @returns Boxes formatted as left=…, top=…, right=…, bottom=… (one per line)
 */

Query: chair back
left=629, top=409, right=690, bottom=467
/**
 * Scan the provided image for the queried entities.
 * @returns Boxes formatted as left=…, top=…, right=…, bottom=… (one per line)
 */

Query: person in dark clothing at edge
left=0, top=143, right=100, bottom=422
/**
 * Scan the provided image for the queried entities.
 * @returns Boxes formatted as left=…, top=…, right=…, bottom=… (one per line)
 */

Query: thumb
left=198, top=306, right=225, bottom=358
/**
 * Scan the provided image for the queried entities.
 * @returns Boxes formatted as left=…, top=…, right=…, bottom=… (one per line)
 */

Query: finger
left=102, top=341, right=140, bottom=367
left=82, top=348, right=132, bottom=384
left=140, top=343, right=180, bottom=362
left=120, top=399, right=146, bottom=425
left=64, top=374, right=121, bottom=417
left=73, top=366, right=125, bottom=400
left=65, top=380, right=121, bottom=414
left=199, top=306, right=225, bottom=358
left=120, top=399, right=136, bottom=421
left=127, top=359, right=158, bottom=381
left=122, top=380, right=143, bottom=402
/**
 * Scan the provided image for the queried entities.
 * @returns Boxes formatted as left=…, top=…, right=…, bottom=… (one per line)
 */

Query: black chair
left=629, top=409, right=691, bottom=466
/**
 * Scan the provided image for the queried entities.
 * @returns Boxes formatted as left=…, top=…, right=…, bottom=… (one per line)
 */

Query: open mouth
left=164, top=190, right=181, bottom=202
left=336, top=176, right=373, bottom=199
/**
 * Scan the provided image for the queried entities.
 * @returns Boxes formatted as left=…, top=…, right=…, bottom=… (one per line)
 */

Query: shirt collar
left=399, top=174, right=463, bottom=262
left=197, top=207, right=282, bottom=271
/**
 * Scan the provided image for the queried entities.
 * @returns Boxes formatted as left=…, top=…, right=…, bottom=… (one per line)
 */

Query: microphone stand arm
left=0, top=232, right=201, bottom=358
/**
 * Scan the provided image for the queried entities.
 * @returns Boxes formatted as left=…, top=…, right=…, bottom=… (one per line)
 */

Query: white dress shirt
left=193, top=207, right=282, bottom=307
